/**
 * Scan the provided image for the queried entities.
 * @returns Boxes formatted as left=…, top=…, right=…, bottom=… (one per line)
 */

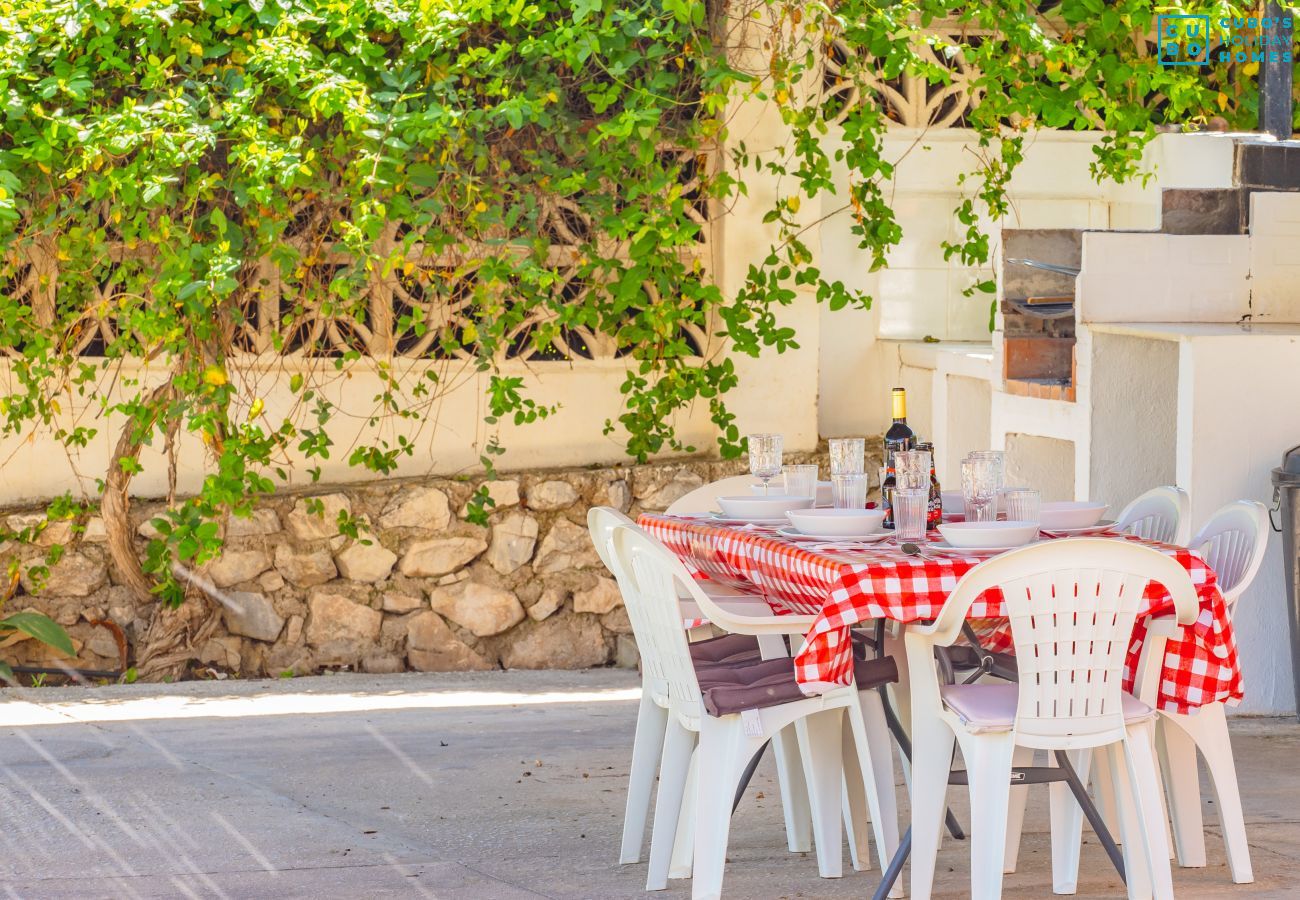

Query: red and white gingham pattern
left=638, top=514, right=1243, bottom=715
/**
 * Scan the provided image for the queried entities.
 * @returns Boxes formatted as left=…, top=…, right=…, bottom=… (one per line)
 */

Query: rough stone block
left=399, top=536, right=487, bottom=578
left=428, top=581, right=524, bottom=637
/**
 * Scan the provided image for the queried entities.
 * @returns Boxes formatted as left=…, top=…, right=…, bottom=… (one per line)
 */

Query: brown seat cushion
left=699, top=653, right=898, bottom=718
left=688, top=633, right=763, bottom=664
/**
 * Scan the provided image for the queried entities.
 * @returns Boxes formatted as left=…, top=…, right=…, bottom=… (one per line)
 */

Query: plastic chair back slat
left=1117, top=486, right=1191, bottom=546
left=1188, top=500, right=1268, bottom=608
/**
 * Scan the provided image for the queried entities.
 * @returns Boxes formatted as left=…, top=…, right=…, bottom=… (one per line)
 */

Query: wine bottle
left=881, top=388, right=914, bottom=529
left=884, top=388, right=915, bottom=458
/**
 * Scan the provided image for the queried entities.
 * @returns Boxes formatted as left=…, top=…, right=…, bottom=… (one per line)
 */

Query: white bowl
left=941, top=490, right=965, bottom=516
left=1039, top=501, right=1108, bottom=531
left=937, top=520, right=1039, bottom=549
left=717, top=494, right=814, bottom=519
left=787, top=508, right=885, bottom=537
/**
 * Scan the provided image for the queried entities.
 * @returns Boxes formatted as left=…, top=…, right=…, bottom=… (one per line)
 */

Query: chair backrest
left=611, top=525, right=702, bottom=709
left=1188, top=500, right=1269, bottom=607
left=929, top=538, right=1199, bottom=749
left=588, top=507, right=671, bottom=699
left=1117, top=486, right=1191, bottom=546
left=587, top=506, right=634, bottom=575
left=665, top=474, right=759, bottom=515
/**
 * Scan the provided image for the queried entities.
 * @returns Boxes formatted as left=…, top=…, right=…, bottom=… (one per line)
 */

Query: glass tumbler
left=782, top=464, right=819, bottom=499
left=961, top=456, right=999, bottom=523
left=829, top=438, right=866, bottom=475
left=1000, top=487, right=1041, bottom=525
left=832, top=472, right=868, bottom=509
left=894, top=449, right=932, bottom=491
left=893, top=487, right=929, bottom=542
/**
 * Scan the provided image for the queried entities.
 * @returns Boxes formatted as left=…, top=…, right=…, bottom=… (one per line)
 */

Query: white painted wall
left=0, top=358, right=721, bottom=504
left=1174, top=329, right=1300, bottom=715
left=1087, top=333, right=1180, bottom=510
left=1004, top=434, right=1075, bottom=501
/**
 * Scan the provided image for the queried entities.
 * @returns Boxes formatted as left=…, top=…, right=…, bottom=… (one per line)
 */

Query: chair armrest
left=1133, top=615, right=1178, bottom=706
left=1146, top=614, right=1182, bottom=639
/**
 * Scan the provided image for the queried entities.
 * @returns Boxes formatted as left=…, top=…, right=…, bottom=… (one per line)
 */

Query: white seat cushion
left=940, top=683, right=1155, bottom=735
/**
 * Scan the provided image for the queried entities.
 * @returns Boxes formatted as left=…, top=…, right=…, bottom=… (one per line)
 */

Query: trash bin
left=1272, top=444, right=1300, bottom=719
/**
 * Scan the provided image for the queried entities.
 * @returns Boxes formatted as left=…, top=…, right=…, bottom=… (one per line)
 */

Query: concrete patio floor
left=1, top=670, right=1297, bottom=899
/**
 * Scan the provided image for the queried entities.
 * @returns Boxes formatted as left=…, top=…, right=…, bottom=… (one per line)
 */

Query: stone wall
left=5, top=446, right=875, bottom=680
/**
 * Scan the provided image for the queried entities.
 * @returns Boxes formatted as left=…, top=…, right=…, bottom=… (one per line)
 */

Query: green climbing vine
left=0, top=0, right=1265, bottom=609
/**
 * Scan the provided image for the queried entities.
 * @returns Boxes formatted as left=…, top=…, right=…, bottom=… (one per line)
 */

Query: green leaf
left=571, top=0, right=602, bottom=23
left=0, top=612, right=75, bottom=657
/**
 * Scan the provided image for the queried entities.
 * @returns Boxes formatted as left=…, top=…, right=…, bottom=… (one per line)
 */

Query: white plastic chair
left=588, top=508, right=819, bottom=867
left=1139, top=500, right=1266, bottom=884
left=905, top=538, right=1198, bottom=900
left=1116, top=486, right=1192, bottom=546
left=665, top=474, right=761, bottom=515
left=611, top=524, right=901, bottom=900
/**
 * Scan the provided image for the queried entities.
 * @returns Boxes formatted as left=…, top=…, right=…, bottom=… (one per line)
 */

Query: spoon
left=901, top=542, right=939, bottom=562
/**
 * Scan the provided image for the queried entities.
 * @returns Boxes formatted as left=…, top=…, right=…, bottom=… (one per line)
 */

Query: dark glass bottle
left=881, top=388, right=914, bottom=529
left=916, top=440, right=942, bottom=529
left=884, top=388, right=915, bottom=458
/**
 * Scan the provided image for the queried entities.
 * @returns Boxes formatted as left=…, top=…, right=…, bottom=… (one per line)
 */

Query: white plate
left=709, top=511, right=788, bottom=525
left=1042, top=519, right=1119, bottom=537
left=777, top=526, right=892, bottom=543
left=926, top=540, right=1029, bottom=557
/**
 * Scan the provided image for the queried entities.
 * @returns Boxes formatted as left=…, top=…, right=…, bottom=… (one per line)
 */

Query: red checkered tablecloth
left=638, top=514, right=1243, bottom=715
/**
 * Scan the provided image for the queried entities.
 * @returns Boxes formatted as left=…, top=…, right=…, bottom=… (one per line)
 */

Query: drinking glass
left=893, top=487, right=928, bottom=542
left=1000, top=487, right=1041, bottom=524
left=894, top=449, right=931, bottom=491
left=782, top=464, right=818, bottom=499
left=747, top=433, right=783, bottom=494
left=829, top=438, right=866, bottom=475
left=961, top=457, right=999, bottom=523
left=832, top=473, right=868, bottom=509
left=966, top=450, right=1005, bottom=510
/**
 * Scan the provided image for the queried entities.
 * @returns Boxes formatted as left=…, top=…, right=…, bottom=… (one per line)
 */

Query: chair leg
left=956, top=732, right=1016, bottom=900
left=1168, top=704, right=1254, bottom=883
left=1004, top=745, right=1034, bottom=874
left=1121, top=721, right=1177, bottom=900
left=842, top=723, right=873, bottom=872
left=1107, top=740, right=1152, bottom=900
left=668, top=748, right=698, bottom=880
left=1090, top=747, right=1122, bottom=844
left=646, top=718, right=695, bottom=891
left=1156, top=713, right=1206, bottom=868
left=909, top=715, right=957, bottom=900
left=795, top=708, right=846, bottom=879
left=772, top=726, right=813, bottom=853
left=848, top=691, right=903, bottom=898
left=1048, top=747, right=1092, bottom=895
left=621, top=691, right=669, bottom=864
left=691, top=716, right=766, bottom=900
